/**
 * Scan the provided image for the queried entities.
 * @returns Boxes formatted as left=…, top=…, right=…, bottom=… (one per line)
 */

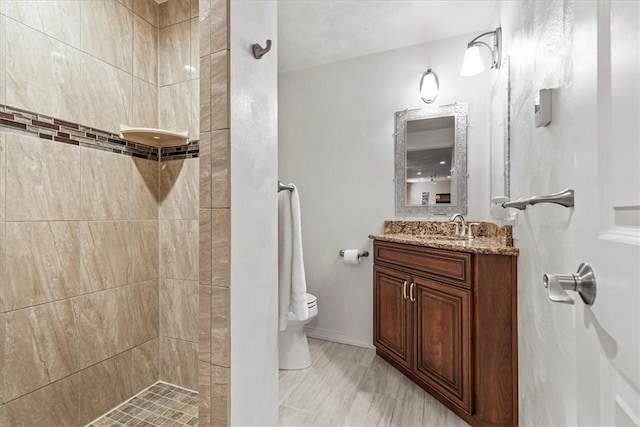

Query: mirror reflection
left=405, top=116, right=456, bottom=206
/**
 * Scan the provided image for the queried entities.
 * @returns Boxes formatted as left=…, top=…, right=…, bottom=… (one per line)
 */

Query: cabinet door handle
left=402, top=281, right=408, bottom=299
left=410, top=282, right=415, bottom=302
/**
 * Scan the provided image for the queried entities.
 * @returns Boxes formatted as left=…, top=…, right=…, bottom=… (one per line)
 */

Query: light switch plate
left=535, top=89, right=552, bottom=127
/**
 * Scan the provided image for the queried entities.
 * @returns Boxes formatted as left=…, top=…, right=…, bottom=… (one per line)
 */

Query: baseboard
left=305, top=327, right=375, bottom=349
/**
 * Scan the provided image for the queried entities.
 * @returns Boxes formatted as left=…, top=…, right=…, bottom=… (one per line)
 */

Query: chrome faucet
left=449, top=213, right=466, bottom=237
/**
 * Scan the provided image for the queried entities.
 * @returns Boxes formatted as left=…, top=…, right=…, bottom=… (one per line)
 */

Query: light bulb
left=419, top=70, right=439, bottom=104
left=460, top=45, right=485, bottom=76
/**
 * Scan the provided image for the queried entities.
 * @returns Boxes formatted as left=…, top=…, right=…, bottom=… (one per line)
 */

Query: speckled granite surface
left=370, top=221, right=518, bottom=256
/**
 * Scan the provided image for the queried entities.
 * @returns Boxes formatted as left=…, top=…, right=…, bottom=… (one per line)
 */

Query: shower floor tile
left=87, top=382, right=198, bottom=427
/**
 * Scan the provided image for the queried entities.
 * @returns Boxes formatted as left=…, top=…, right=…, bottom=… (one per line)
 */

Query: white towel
left=278, top=184, right=309, bottom=331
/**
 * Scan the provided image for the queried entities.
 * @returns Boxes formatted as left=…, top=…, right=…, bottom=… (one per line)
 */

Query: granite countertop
left=368, top=221, right=519, bottom=256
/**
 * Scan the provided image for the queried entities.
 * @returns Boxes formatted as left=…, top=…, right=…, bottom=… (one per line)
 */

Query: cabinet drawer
left=374, top=241, right=472, bottom=288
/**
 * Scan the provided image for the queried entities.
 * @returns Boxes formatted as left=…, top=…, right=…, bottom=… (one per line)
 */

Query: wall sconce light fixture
left=460, top=27, right=502, bottom=76
left=419, top=69, right=439, bottom=104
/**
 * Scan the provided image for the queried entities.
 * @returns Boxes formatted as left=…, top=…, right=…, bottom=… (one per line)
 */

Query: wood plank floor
left=279, top=339, right=469, bottom=427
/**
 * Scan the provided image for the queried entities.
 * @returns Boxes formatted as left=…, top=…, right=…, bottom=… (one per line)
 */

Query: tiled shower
left=0, top=0, right=230, bottom=425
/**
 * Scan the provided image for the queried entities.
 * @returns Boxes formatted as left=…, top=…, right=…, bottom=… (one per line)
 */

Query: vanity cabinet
left=373, top=240, right=517, bottom=427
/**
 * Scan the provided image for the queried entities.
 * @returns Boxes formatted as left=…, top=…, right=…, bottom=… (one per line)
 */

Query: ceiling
left=278, top=0, right=497, bottom=73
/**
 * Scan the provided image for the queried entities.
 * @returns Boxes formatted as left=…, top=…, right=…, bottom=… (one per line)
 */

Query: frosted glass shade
left=460, top=45, right=485, bottom=76
left=419, top=70, right=439, bottom=104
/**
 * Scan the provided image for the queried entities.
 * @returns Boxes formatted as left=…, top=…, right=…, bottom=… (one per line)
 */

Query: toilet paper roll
left=342, top=249, right=360, bottom=265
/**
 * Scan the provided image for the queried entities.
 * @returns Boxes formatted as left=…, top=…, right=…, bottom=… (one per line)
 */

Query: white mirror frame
left=394, top=103, right=468, bottom=216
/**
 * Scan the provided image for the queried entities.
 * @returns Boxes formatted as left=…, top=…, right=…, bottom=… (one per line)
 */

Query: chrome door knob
left=543, top=263, right=597, bottom=305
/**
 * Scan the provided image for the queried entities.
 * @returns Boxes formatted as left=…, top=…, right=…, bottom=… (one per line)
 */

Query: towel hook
left=252, top=40, right=272, bottom=59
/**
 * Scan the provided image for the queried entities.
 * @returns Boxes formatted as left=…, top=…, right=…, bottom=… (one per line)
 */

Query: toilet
left=278, top=293, right=318, bottom=370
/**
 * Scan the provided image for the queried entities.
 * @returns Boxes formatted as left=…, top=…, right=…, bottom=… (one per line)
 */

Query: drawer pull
left=403, top=281, right=408, bottom=299
left=410, top=282, right=416, bottom=302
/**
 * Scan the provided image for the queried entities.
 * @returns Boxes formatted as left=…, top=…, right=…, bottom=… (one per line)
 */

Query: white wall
left=230, top=1, right=279, bottom=425
left=278, top=33, right=492, bottom=347
left=494, top=1, right=580, bottom=425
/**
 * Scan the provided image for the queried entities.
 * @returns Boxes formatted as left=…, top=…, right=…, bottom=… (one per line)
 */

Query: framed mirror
left=395, top=103, right=468, bottom=216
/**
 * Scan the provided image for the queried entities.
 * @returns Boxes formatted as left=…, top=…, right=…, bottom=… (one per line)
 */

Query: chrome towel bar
left=502, top=189, right=574, bottom=210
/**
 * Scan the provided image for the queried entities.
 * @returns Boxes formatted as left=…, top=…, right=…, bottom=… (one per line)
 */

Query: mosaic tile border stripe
left=0, top=104, right=199, bottom=161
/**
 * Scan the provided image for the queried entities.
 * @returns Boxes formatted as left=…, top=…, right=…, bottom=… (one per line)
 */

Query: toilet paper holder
left=339, top=250, right=370, bottom=259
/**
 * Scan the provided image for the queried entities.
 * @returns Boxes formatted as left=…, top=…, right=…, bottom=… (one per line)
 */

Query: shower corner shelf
left=119, top=125, right=189, bottom=148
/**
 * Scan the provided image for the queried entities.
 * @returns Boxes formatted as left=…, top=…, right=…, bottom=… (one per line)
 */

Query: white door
left=572, top=1, right=640, bottom=424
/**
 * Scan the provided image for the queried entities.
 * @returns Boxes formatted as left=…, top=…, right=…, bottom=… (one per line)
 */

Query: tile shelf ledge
left=120, top=125, right=189, bottom=148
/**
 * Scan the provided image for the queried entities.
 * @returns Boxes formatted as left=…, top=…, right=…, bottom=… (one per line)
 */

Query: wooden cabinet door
left=374, top=265, right=412, bottom=369
left=413, top=277, right=472, bottom=413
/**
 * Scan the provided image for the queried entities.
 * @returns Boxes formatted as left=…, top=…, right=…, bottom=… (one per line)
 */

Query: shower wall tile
left=0, top=132, right=6, bottom=222
left=199, top=0, right=212, bottom=57
left=134, top=14, right=159, bottom=85
left=78, top=286, right=132, bottom=367
left=191, top=18, right=200, bottom=78
left=116, top=0, right=133, bottom=11
left=80, top=147, right=132, bottom=220
left=160, top=279, right=199, bottom=342
left=211, top=364, right=229, bottom=426
left=199, top=361, right=212, bottom=426
left=210, top=49, right=229, bottom=131
left=4, top=222, right=81, bottom=311
left=160, top=20, right=192, bottom=86
left=160, top=158, right=199, bottom=220
left=0, top=17, right=5, bottom=106
left=200, top=55, right=212, bottom=133
left=81, top=221, right=131, bottom=292
left=3, top=374, right=79, bottom=427
left=0, top=0, right=81, bottom=48
left=211, top=129, right=230, bottom=208
left=134, top=0, right=159, bottom=27
left=199, top=285, right=212, bottom=362
left=191, top=78, right=201, bottom=140
left=81, top=0, right=133, bottom=73
left=133, top=157, right=160, bottom=220
left=6, top=18, right=82, bottom=125
left=131, top=280, right=160, bottom=346
left=80, top=53, right=133, bottom=134
left=0, top=315, right=4, bottom=403
left=0, top=227, right=4, bottom=314
left=133, top=78, right=159, bottom=129
left=211, top=286, right=229, bottom=367
left=160, top=220, right=199, bottom=281
left=211, top=209, right=230, bottom=287
left=132, top=338, right=160, bottom=393
left=159, top=0, right=192, bottom=28
left=191, top=0, right=199, bottom=18
left=200, top=210, right=213, bottom=282
left=6, top=133, right=81, bottom=221
left=159, top=81, right=192, bottom=135
left=211, top=0, right=229, bottom=54
left=78, top=351, right=134, bottom=425
left=130, top=221, right=159, bottom=283
left=160, top=337, right=198, bottom=389
left=200, top=133, right=212, bottom=208
left=4, top=300, right=80, bottom=402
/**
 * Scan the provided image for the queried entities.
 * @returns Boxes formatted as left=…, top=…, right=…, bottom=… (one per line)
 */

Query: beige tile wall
left=0, top=0, right=159, bottom=133
left=0, top=131, right=161, bottom=425
left=159, top=0, right=200, bottom=140
left=158, top=158, right=200, bottom=391
left=0, top=0, right=209, bottom=424
left=199, top=0, right=231, bottom=425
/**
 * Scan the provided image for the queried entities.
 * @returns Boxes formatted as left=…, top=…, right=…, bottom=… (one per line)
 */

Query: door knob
left=543, top=263, right=596, bottom=305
